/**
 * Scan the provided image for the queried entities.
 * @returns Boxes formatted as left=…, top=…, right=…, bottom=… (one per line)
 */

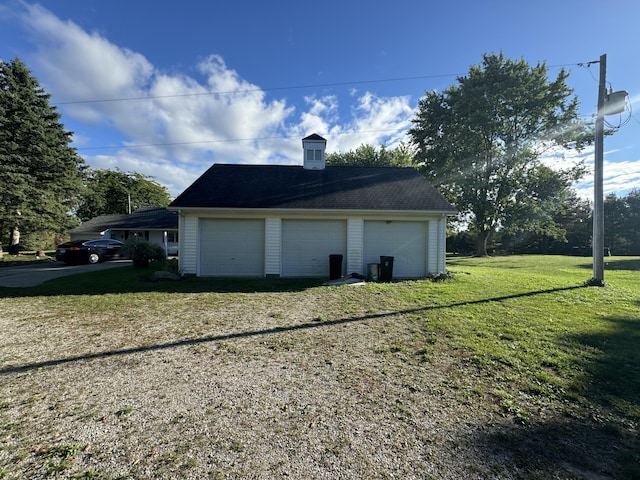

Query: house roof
left=169, top=164, right=457, bottom=213
left=69, top=207, right=178, bottom=235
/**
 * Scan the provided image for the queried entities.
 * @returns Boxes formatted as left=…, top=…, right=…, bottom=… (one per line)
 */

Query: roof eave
left=167, top=206, right=456, bottom=216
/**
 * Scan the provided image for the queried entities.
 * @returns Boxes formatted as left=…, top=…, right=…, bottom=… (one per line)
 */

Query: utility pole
left=593, top=53, right=606, bottom=285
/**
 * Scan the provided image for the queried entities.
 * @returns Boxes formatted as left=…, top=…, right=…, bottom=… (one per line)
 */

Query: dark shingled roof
left=169, top=164, right=457, bottom=213
left=302, top=133, right=326, bottom=142
left=69, top=207, right=178, bottom=234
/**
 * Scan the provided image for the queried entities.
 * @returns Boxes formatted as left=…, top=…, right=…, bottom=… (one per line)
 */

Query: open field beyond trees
left=0, top=255, right=639, bottom=479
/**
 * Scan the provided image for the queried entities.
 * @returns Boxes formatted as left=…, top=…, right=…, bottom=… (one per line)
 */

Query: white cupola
left=302, top=133, right=327, bottom=170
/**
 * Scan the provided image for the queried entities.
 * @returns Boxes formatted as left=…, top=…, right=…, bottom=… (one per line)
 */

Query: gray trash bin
left=367, top=263, right=379, bottom=281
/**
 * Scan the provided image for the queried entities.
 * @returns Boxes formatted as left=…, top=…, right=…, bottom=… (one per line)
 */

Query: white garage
left=363, top=221, right=427, bottom=278
left=199, top=219, right=265, bottom=276
left=282, top=220, right=347, bottom=277
left=170, top=135, right=456, bottom=279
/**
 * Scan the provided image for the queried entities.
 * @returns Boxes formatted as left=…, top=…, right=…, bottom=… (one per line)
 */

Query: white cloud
left=19, top=4, right=153, bottom=107
left=348, top=92, right=414, bottom=147
left=541, top=141, right=640, bottom=201
left=575, top=157, right=640, bottom=200
left=296, top=95, right=339, bottom=142
left=296, top=92, right=414, bottom=155
left=10, top=4, right=415, bottom=197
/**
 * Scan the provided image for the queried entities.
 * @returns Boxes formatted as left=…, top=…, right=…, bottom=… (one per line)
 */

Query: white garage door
left=282, top=220, right=347, bottom=277
left=363, top=221, right=427, bottom=278
left=200, top=219, right=264, bottom=276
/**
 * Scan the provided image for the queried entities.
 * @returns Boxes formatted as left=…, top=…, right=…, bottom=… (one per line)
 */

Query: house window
left=167, top=231, right=178, bottom=242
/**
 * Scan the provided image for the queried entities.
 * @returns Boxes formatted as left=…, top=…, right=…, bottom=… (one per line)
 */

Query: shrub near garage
left=120, top=237, right=166, bottom=268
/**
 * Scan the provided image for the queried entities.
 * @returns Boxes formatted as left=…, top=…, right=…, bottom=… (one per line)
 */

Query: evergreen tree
left=0, top=57, right=85, bottom=248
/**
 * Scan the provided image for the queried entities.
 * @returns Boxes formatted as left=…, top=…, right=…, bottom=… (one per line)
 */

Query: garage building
left=169, top=134, right=456, bottom=279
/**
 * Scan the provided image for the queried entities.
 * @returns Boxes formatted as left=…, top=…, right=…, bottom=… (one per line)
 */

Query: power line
left=55, top=73, right=461, bottom=105
left=75, top=128, right=407, bottom=151
left=54, top=62, right=582, bottom=106
left=77, top=134, right=288, bottom=151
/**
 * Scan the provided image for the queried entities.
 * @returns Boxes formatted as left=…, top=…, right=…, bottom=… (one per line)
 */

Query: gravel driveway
left=1, top=287, right=504, bottom=479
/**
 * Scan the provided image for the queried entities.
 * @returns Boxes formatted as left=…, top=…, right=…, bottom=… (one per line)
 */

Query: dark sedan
left=56, top=239, right=124, bottom=265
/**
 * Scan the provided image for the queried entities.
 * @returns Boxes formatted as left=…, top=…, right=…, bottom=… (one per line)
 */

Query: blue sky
left=1, top=0, right=639, bottom=199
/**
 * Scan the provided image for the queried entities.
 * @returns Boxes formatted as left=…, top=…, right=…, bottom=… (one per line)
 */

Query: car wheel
left=88, top=253, right=101, bottom=264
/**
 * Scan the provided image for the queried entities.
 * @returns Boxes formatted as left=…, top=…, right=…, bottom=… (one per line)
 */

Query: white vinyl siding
left=346, top=218, right=364, bottom=274
left=199, top=219, right=265, bottom=276
left=363, top=221, right=427, bottom=278
left=282, top=220, right=347, bottom=277
left=179, top=215, right=198, bottom=274
left=264, top=217, right=282, bottom=277
left=427, top=217, right=447, bottom=274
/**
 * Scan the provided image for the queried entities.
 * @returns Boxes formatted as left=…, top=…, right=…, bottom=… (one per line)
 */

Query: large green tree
left=498, top=189, right=592, bottom=254
left=326, top=143, right=414, bottom=167
left=0, top=57, right=85, bottom=249
left=409, top=53, right=592, bottom=256
left=604, top=189, right=640, bottom=255
left=77, top=169, right=172, bottom=221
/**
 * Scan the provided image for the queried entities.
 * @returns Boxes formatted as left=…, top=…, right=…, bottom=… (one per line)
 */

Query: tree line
left=0, top=58, right=170, bottom=251
left=2, top=55, right=637, bottom=255
left=445, top=189, right=639, bottom=256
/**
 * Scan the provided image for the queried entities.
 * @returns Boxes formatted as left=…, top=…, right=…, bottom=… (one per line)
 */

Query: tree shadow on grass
left=576, top=257, right=640, bottom=271
left=576, top=317, right=640, bottom=417
left=605, top=258, right=640, bottom=271
left=467, top=314, right=640, bottom=479
left=468, top=416, right=636, bottom=479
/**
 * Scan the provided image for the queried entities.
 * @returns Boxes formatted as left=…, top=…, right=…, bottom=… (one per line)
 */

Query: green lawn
left=409, top=255, right=640, bottom=421
left=0, top=255, right=638, bottom=478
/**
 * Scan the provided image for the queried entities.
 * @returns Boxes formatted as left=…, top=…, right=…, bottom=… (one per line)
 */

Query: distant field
left=0, top=255, right=638, bottom=479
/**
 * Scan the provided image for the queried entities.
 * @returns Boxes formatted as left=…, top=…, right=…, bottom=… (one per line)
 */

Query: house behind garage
left=168, top=134, right=456, bottom=279
left=68, top=207, right=179, bottom=255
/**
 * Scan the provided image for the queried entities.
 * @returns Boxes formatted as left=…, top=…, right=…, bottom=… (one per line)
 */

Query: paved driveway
left=0, top=260, right=130, bottom=288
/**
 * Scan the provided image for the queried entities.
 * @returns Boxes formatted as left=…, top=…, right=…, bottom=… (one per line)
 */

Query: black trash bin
left=329, top=254, right=343, bottom=280
left=379, top=256, right=394, bottom=282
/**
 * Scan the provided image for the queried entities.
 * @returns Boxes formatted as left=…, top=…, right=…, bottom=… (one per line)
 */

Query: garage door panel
left=200, top=219, right=264, bottom=276
left=363, top=221, right=426, bottom=278
left=282, top=220, right=346, bottom=277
